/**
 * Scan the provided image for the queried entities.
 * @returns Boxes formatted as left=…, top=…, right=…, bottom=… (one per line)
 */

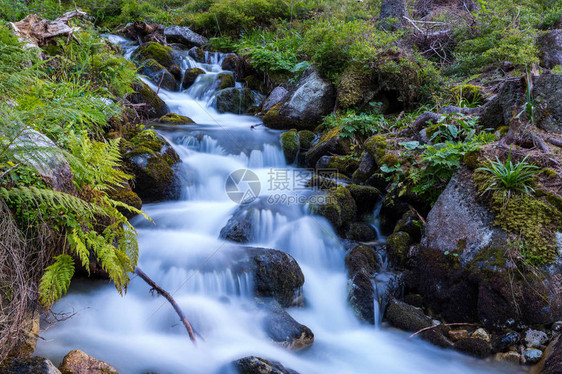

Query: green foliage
left=322, top=110, right=388, bottom=140
left=38, top=254, right=74, bottom=307
left=451, top=0, right=544, bottom=75
left=477, top=149, right=540, bottom=201
left=426, top=113, right=482, bottom=143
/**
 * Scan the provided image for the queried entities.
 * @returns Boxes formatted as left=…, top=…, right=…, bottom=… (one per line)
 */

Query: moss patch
left=157, top=113, right=195, bottom=124
left=386, top=231, right=413, bottom=267
left=218, top=72, right=235, bottom=90
left=130, top=130, right=165, bottom=152
left=132, top=42, right=175, bottom=68
left=298, top=130, right=315, bottom=150
left=490, top=193, right=562, bottom=265
left=280, top=130, right=299, bottom=164
left=337, top=63, right=371, bottom=109
left=182, top=67, right=206, bottom=89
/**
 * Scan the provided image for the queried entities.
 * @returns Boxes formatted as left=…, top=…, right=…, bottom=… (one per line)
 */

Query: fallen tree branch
left=542, top=135, right=562, bottom=148
left=134, top=266, right=197, bottom=344
left=408, top=322, right=480, bottom=339
left=398, top=112, right=441, bottom=138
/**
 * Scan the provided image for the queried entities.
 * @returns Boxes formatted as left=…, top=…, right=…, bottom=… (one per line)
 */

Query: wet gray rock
left=258, top=300, right=314, bottom=350
left=127, top=81, right=169, bottom=118
left=215, top=88, right=255, bottom=114
left=385, top=299, right=433, bottom=332
left=263, top=66, right=335, bottom=131
left=262, top=87, right=289, bottom=113
left=219, top=207, right=255, bottom=243
left=1, top=357, right=61, bottom=373
left=422, top=168, right=507, bottom=265
left=164, top=26, right=208, bottom=48
left=138, top=59, right=177, bottom=91
left=352, top=153, right=377, bottom=184
left=539, top=30, right=562, bottom=69
left=305, top=135, right=350, bottom=168
left=12, top=129, right=75, bottom=193
left=541, top=336, right=562, bottom=374
left=521, top=348, right=543, bottom=364
left=231, top=356, right=299, bottom=374
left=492, top=331, right=521, bottom=352
left=188, top=47, right=206, bottom=63
left=524, top=329, right=549, bottom=348
left=232, top=247, right=304, bottom=308
left=345, top=244, right=379, bottom=323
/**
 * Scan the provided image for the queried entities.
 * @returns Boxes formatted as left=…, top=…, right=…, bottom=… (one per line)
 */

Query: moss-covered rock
left=138, top=59, right=177, bottom=91
left=346, top=184, right=381, bottom=215
left=168, top=63, right=182, bottom=81
left=132, top=42, right=175, bottom=69
left=182, top=67, right=206, bottom=89
left=188, top=46, right=206, bottom=62
left=0, top=357, right=60, bottom=373
left=157, top=113, right=195, bottom=124
left=345, top=244, right=378, bottom=322
left=386, top=232, right=413, bottom=267
left=305, top=126, right=351, bottom=167
left=123, top=130, right=181, bottom=202
left=215, top=87, right=255, bottom=114
left=316, top=186, right=357, bottom=231
left=394, top=209, right=423, bottom=242
left=326, top=156, right=360, bottom=177
left=127, top=82, right=169, bottom=118
left=280, top=130, right=299, bottom=164
left=244, top=75, right=263, bottom=91
left=218, top=72, right=235, bottom=90
left=337, top=63, right=373, bottom=109
left=384, top=299, right=433, bottom=332
left=297, top=130, right=315, bottom=150
left=364, top=134, right=389, bottom=165
left=352, top=153, right=377, bottom=183
left=346, top=222, right=377, bottom=241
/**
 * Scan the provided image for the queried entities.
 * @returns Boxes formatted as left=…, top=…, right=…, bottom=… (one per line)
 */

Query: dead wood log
left=134, top=266, right=197, bottom=344
left=398, top=111, right=441, bottom=138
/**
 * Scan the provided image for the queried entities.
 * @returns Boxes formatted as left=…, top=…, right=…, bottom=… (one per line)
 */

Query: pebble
left=492, top=331, right=521, bottom=352
left=552, top=321, right=562, bottom=332
left=494, top=351, right=521, bottom=365
left=524, top=329, right=548, bottom=348
left=449, top=330, right=469, bottom=342
left=521, top=348, right=543, bottom=364
left=471, top=328, right=490, bottom=343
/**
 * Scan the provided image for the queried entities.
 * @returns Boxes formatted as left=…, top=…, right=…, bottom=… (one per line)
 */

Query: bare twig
left=134, top=266, right=197, bottom=344
left=408, top=322, right=480, bottom=339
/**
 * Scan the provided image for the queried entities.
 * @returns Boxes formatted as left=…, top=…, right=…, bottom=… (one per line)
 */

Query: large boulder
left=533, top=74, right=562, bottom=134
left=219, top=207, right=256, bottom=243
left=163, top=26, right=208, bottom=48
left=539, top=30, right=562, bottom=69
left=59, top=350, right=118, bottom=374
left=422, top=168, right=506, bottom=265
left=215, top=88, right=255, bottom=114
left=262, top=87, right=289, bottom=113
left=122, top=130, right=182, bottom=202
left=263, top=66, right=335, bottom=131
left=345, top=244, right=379, bottom=322
left=131, top=42, right=177, bottom=70
left=413, top=167, right=562, bottom=328
left=231, top=356, right=299, bottom=374
left=12, top=130, right=75, bottom=193
left=127, top=82, right=169, bottom=119
left=258, top=300, right=314, bottom=350
left=0, top=357, right=61, bottom=374
left=182, top=67, right=206, bottom=89
left=232, top=247, right=304, bottom=308
left=314, top=186, right=357, bottom=232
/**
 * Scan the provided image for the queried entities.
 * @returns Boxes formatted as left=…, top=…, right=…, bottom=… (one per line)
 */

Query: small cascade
left=36, top=35, right=508, bottom=374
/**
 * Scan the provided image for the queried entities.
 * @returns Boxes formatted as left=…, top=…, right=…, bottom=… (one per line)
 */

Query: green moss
left=364, top=134, right=388, bottom=163
left=138, top=82, right=168, bottom=115
left=316, top=186, right=357, bottom=230
left=182, top=67, right=206, bottom=89
left=244, top=75, right=263, bottom=91
left=463, top=149, right=482, bottom=170
left=380, top=153, right=399, bottom=167
left=130, top=130, right=165, bottom=152
left=541, top=168, right=558, bottom=178
left=298, top=130, right=315, bottom=150
left=280, top=130, right=299, bottom=164
left=496, top=126, right=510, bottom=137
left=337, top=62, right=371, bottom=109
left=386, top=231, right=413, bottom=267
left=491, top=193, right=562, bottom=265
left=157, top=113, right=195, bottom=124
left=146, top=157, right=174, bottom=186
left=425, top=124, right=440, bottom=140
left=132, top=42, right=174, bottom=68
left=218, top=72, right=235, bottom=90
left=327, top=156, right=360, bottom=177
left=452, top=84, right=483, bottom=105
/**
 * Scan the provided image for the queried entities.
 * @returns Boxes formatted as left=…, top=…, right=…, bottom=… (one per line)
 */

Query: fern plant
left=0, top=131, right=150, bottom=307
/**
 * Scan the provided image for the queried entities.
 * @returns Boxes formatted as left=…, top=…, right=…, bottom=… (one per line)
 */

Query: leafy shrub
left=322, top=110, right=388, bottom=140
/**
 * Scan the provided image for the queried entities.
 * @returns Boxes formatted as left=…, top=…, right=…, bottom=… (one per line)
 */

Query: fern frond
left=0, top=186, right=109, bottom=220
left=68, top=229, right=90, bottom=273
left=38, top=254, right=75, bottom=307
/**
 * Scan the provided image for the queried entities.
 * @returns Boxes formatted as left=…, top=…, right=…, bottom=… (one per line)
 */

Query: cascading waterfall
left=35, top=37, right=513, bottom=374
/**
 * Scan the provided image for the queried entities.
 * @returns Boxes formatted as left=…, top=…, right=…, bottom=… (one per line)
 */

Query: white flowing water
left=36, top=38, right=515, bottom=374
